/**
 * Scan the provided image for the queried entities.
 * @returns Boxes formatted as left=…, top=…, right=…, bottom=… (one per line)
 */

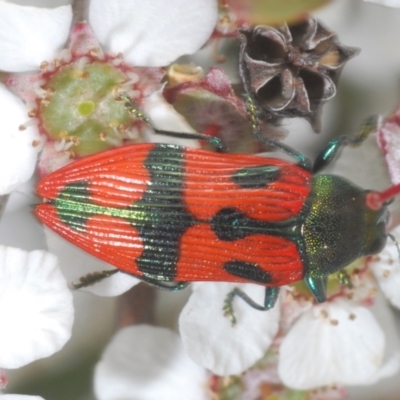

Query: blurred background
left=1, top=0, right=400, bottom=399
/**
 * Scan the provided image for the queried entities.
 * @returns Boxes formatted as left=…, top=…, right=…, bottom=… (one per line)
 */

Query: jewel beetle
left=35, top=95, right=400, bottom=316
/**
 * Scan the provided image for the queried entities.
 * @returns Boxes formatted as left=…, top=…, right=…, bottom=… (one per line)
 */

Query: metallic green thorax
left=303, top=175, right=388, bottom=279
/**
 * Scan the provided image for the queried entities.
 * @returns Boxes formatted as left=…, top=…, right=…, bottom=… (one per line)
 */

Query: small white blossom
left=0, top=246, right=73, bottom=368
left=278, top=299, right=385, bottom=390
left=89, top=0, right=217, bottom=67
left=0, top=0, right=217, bottom=195
left=0, top=85, right=39, bottom=195
left=0, top=2, right=72, bottom=72
left=179, top=282, right=280, bottom=376
left=94, top=325, right=208, bottom=400
left=370, top=225, right=400, bottom=308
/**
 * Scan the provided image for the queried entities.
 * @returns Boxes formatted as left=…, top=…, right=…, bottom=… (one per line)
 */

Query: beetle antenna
left=117, top=94, right=152, bottom=125
left=366, top=184, right=400, bottom=210
left=388, top=233, right=400, bottom=261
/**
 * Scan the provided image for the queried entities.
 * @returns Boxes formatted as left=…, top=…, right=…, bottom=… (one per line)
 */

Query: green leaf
left=235, top=0, right=331, bottom=25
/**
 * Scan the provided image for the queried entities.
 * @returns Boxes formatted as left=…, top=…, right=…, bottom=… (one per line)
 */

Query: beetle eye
left=377, top=207, right=390, bottom=225
left=368, top=235, right=387, bottom=255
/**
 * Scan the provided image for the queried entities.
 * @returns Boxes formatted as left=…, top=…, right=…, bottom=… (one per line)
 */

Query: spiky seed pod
left=239, top=17, right=359, bottom=132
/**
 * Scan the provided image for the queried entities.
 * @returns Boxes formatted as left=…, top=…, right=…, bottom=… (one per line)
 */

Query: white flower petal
left=44, top=228, right=140, bottom=296
left=378, top=109, right=400, bottom=184
left=0, top=3, right=72, bottom=72
left=278, top=300, right=385, bottom=390
left=0, top=246, right=74, bottom=369
left=179, top=283, right=280, bottom=376
left=0, top=85, right=39, bottom=195
left=346, top=292, right=400, bottom=398
left=370, top=226, right=400, bottom=308
left=369, top=352, right=400, bottom=383
left=89, top=0, right=218, bottom=66
left=94, top=325, right=208, bottom=400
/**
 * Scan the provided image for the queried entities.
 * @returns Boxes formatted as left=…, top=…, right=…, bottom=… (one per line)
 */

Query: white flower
left=0, top=0, right=217, bottom=194
left=0, top=2, right=72, bottom=73
left=0, top=245, right=73, bottom=369
left=370, top=225, right=400, bottom=308
left=179, top=282, right=280, bottom=376
left=278, top=299, right=386, bottom=390
left=89, top=0, right=217, bottom=67
left=0, top=85, right=39, bottom=195
left=0, top=2, right=72, bottom=195
left=94, top=325, right=208, bottom=400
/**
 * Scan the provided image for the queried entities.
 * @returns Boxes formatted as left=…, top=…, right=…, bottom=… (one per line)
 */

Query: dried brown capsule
left=239, top=17, right=359, bottom=132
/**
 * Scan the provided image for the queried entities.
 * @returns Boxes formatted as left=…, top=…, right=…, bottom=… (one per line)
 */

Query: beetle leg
left=337, top=269, right=353, bottom=289
left=139, top=275, right=190, bottom=291
left=118, top=93, right=227, bottom=152
left=223, top=286, right=280, bottom=325
left=243, top=94, right=312, bottom=170
left=73, top=268, right=189, bottom=292
left=264, top=286, right=280, bottom=309
left=313, top=115, right=380, bottom=173
left=73, top=269, right=119, bottom=289
left=152, top=129, right=227, bottom=152
left=305, top=275, right=327, bottom=303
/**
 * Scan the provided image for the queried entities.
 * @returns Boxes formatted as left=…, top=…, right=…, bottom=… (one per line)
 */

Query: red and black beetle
left=35, top=96, right=399, bottom=314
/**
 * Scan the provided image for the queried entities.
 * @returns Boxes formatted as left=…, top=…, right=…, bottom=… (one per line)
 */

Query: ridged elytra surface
left=36, top=143, right=312, bottom=285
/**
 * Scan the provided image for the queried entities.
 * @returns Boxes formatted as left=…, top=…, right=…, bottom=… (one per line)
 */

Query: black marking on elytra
left=232, top=165, right=281, bottom=188
left=132, top=144, right=195, bottom=280
left=224, top=260, right=273, bottom=284
left=211, top=208, right=249, bottom=241
left=55, top=181, right=91, bottom=232
left=211, top=207, right=300, bottom=242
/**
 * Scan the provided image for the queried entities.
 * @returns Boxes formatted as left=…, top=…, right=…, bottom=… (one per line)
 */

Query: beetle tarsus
left=139, top=276, right=190, bottom=291
left=73, top=269, right=119, bottom=289
left=117, top=94, right=151, bottom=124
left=152, top=129, right=227, bottom=152
left=119, top=92, right=228, bottom=152
left=337, top=270, right=353, bottom=289
left=223, top=286, right=280, bottom=325
left=223, top=290, right=237, bottom=325
left=312, top=115, right=380, bottom=173
left=243, top=93, right=312, bottom=170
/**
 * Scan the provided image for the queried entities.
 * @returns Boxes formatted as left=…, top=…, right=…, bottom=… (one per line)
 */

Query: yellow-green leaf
left=233, top=0, right=331, bottom=26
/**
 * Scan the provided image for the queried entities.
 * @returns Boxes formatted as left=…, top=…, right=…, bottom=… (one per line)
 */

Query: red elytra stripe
left=175, top=224, right=303, bottom=285
left=36, top=204, right=144, bottom=276
left=183, top=148, right=311, bottom=222
left=37, top=144, right=156, bottom=207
